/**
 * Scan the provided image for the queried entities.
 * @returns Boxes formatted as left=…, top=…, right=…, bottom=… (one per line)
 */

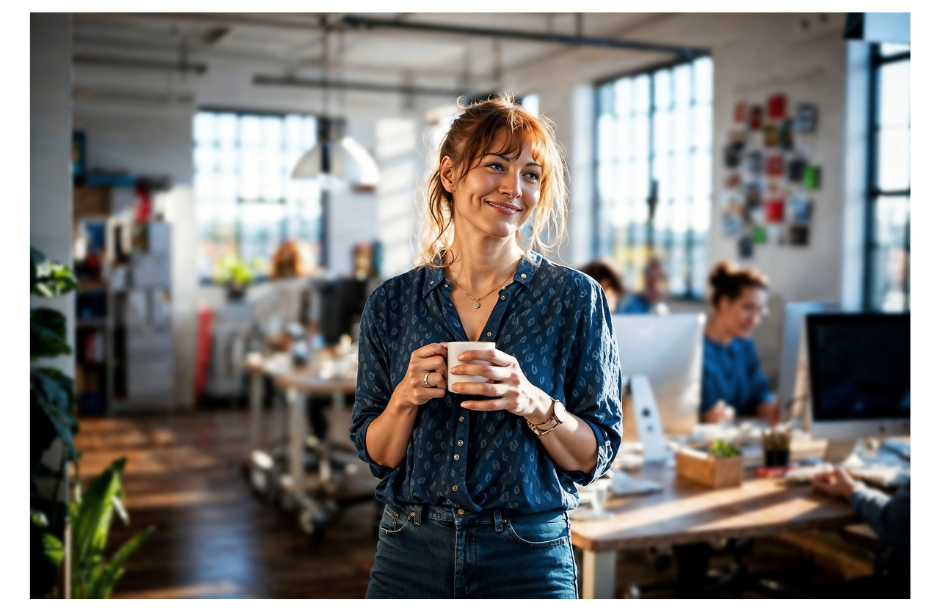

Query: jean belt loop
left=494, top=508, right=503, bottom=533
left=412, top=504, right=423, bottom=526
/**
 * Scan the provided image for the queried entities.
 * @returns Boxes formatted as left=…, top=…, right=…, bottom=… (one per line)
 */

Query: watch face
left=554, top=400, right=567, bottom=423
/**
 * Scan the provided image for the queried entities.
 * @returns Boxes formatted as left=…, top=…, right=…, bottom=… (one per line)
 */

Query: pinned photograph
left=763, top=124, right=778, bottom=148
left=752, top=225, right=768, bottom=245
left=746, top=150, right=763, bottom=174
left=722, top=204, right=745, bottom=236
left=725, top=172, right=742, bottom=188
left=724, top=142, right=743, bottom=168
left=768, top=93, right=787, bottom=120
left=803, top=165, right=821, bottom=189
left=795, top=103, right=818, bottom=133
left=738, top=233, right=754, bottom=259
left=765, top=154, right=785, bottom=177
left=766, top=224, right=785, bottom=245
left=778, top=119, right=794, bottom=150
left=765, top=199, right=785, bottom=223
left=788, top=224, right=810, bottom=246
left=745, top=181, right=762, bottom=208
left=786, top=195, right=812, bottom=223
left=734, top=101, right=748, bottom=123
left=788, top=157, right=806, bottom=182
left=749, top=105, right=763, bottom=131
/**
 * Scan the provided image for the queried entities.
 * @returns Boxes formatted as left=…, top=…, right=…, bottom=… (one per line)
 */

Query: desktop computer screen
left=319, top=278, right=368, bottom=345
left=610, top=313, right=705, bottom=435
left=806, top=313, right=910, bottom=439
left=777, top=302, right=840, bottom=424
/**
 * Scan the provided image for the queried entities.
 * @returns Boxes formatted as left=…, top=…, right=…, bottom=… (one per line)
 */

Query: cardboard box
left=676, top=449, right=744, bottom=489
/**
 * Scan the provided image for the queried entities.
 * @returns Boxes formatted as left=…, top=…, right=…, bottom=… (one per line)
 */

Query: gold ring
left=423, top=371, right=432, bottom=388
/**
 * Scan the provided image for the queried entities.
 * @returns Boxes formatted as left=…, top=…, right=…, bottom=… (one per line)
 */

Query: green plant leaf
left=31, top=308, right=72, bottom=360
left=87, top=526, right=154, bottom=599
left=71, top=458, right=127, bottom=579
left=31, top=248, right=77, bottom=297
left=31, top=370, right=78, bottom=462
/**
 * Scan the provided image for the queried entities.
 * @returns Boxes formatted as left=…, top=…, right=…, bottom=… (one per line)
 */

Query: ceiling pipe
left=253, top=74, right=470, bottom=98
left=73, top=54, right=208, bottom=74
left=341, top=15, right=709, bottom=60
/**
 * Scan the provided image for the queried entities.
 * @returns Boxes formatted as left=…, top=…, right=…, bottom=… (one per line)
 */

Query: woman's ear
left=440, top=156, right=456, bottom=194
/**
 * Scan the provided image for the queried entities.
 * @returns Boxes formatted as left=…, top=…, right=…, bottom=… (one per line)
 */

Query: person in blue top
left=578, top=257, right=625, bottom=311
left=700, top=261, right=779, bottom=424
left=350, top=94, right=622, bottom=599
left=619, top=258, right=669, bottom=315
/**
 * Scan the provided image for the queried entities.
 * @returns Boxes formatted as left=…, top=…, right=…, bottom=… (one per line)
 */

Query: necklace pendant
left=473, top=302, right=481, bottom=309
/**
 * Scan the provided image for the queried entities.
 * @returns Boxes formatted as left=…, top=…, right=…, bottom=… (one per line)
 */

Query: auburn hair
left=418, top=93, right=568, bottom=268
left=708, top=261, right=769, bottom=308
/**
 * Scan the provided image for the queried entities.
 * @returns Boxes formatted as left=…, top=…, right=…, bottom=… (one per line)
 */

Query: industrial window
left=865, top=43, right=910, bottom=311
left=193, top=110, right=323, bottom=282
left=594, top=56, right=713, bottom=299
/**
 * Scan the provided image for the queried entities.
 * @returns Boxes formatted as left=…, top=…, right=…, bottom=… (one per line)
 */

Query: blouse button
left=486, top=332, right=492, bottom=337
left=457, top=509, right=466, bottom=516
left=459, top=416, right=465, bottom=422
left=500, top=295, right=505, bottom=300
left=453, top=454, right=460, bottom=461
left=521, top=274, right=527, bottom=279
left=457, top=440, right=464, bottom=446
left=452, top=485, right=458, bottom=492
left=430, top=280, right=434, bottom=284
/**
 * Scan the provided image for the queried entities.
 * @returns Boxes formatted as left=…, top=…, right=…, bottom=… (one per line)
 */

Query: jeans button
left=457, top=509, right=465, bottom=516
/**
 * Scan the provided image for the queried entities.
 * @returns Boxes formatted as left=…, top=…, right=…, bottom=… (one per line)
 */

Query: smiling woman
left=350, top=94, right=623, bottom=599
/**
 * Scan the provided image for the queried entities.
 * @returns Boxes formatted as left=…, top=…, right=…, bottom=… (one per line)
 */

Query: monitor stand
left=625, top=376, right=668, bottom=464
left=823, top=438, right=859, bottom=464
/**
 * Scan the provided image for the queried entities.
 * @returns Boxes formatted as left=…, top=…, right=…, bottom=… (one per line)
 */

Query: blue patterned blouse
left=350, top=253, right=623, bottom=514
left=700, top=335, right=774, bottom=416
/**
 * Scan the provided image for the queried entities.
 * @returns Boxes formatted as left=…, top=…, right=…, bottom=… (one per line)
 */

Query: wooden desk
left=571, top=464, right=860, bottom=598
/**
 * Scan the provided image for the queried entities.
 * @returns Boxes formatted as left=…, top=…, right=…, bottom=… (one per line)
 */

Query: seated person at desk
left=578, top=257, right=625, bottom=311
left=700, top=261, right=779, bottom=425
left=812, top=468, right=910, bottom=598
left=253, top=239, right=314, bottom=349
left=620, top=258, right=669, bottom=315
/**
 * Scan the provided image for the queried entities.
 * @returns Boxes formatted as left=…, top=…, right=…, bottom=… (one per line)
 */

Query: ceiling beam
left=341, top=15, right=709, bottom=60
left=253, top=74, right=469, bottom=98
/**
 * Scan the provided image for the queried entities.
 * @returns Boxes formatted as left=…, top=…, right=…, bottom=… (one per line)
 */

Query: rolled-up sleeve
left=349, top=288, right=394, bottom=479
left=559, top=279, right=623, bottom=486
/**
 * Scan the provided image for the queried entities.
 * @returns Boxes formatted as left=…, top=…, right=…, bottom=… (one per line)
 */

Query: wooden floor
left=75, top=408, right=852, bottom=599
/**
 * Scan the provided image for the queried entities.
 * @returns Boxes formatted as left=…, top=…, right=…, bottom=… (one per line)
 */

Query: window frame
left=592, top=56, right=713, bottom=301
left=863, top=45, right=911, bottom=311
left=193, top=106, right=325, bottom=285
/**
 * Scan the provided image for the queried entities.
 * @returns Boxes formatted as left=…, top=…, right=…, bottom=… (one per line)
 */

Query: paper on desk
left=608, top=470, right=663, bottom=496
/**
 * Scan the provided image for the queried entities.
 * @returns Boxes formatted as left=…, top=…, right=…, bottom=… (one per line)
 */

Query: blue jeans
left=366, top=503, right=578, bottom=599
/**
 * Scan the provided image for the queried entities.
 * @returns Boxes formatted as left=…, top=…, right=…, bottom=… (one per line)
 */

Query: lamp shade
left=290, top=135, right=380, bottom=191
left=291, top=147, right=323, bottom=180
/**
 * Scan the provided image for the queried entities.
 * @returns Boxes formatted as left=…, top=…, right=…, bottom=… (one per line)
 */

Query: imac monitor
left=610, top=313, right=705, bottom=435
left=319, top=278, right=368, bottom=345
left=806, top=313, right=910, bottom=440
left=778, top=302, right=840, bottom=423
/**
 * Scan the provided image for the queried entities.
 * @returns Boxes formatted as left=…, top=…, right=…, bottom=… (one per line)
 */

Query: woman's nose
left=500, top=173, right=522, bottom=199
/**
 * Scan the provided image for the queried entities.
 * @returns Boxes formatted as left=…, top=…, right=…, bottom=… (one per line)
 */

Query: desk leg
left=582, top=550, right=616, bottom=599
left=287, top=388, right=307, bottom=492
left=248, top=372, right=263, bottom=455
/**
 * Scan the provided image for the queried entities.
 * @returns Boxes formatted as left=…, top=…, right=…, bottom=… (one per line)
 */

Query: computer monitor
left=610, top=313, right=705, bottom=435
left=319, top=278, right=368, bottom=345
left=806, top=313, right=910, bottom=441
left=778, top=302, right=840, bottom=425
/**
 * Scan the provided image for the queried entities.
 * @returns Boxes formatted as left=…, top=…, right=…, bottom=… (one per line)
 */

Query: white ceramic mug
left=446, top=341, right=496, bottom=393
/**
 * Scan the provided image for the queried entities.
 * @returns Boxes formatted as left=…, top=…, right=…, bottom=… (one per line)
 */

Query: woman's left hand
left=449, top=348, right=550, bottom=421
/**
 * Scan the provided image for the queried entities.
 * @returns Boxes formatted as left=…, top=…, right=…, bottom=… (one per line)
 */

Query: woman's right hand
left=702, top=400, right=735, bottom=424
left=391, top=342, right=449, bottom=409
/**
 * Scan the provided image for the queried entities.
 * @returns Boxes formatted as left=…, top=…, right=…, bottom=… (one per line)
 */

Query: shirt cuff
left=558, top=418, right=611, bottom=486
left=352, top=415, right=394, bottom=480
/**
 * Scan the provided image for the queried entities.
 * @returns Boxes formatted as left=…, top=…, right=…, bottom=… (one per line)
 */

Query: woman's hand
left=390, top=343, right=449, bottom=410
left=449, top=347, right=551, bottom=422
left=702, top=400, right=736, bottom=424
left=812, top=468, right=862, bottom=500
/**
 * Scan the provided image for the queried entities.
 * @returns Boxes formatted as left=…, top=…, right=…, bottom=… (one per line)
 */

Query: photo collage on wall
left=721, top=93, right=819, bottom=259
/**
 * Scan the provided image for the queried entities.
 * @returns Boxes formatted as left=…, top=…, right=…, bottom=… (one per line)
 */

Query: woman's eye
left=525, top=172, right=541, bottom=181
left=487, top=162, right=504, bottom=171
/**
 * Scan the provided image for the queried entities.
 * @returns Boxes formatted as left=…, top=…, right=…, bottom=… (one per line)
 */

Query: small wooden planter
left=676, top=449, right=744, bottom=489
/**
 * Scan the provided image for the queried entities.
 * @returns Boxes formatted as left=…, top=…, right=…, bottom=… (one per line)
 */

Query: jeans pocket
left=504, top=514, right=570, bottom=549
left=379, top=505, right=411, bottom=537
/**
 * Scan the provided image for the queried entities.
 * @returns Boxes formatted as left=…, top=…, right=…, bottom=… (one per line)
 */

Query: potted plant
left=214, top=254, right=254, bottom=300
left=676, top=439, right=745, bottom=489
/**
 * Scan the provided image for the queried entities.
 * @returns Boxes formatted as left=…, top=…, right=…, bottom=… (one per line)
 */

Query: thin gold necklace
left=447, top=262, right=520, bottom=309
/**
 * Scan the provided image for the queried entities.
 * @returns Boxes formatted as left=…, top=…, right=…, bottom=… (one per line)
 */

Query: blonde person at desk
left=700, top=261, right=779, bottom=425
left=350, top=95, right=622, bottom=599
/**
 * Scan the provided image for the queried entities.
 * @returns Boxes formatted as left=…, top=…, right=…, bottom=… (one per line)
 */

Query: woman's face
left=717, top=286, right=767, bottom=338
left=443, top=132, right=541, bottom=242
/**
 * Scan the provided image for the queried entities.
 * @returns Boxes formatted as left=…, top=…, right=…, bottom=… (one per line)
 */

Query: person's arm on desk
left=702, top=400, right=735, bottom=424
left=812, top=468, right=911, bottom=548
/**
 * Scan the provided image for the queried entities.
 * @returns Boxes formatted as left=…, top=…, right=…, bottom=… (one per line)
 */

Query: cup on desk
left=447, top=341, right=496, bottom=393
